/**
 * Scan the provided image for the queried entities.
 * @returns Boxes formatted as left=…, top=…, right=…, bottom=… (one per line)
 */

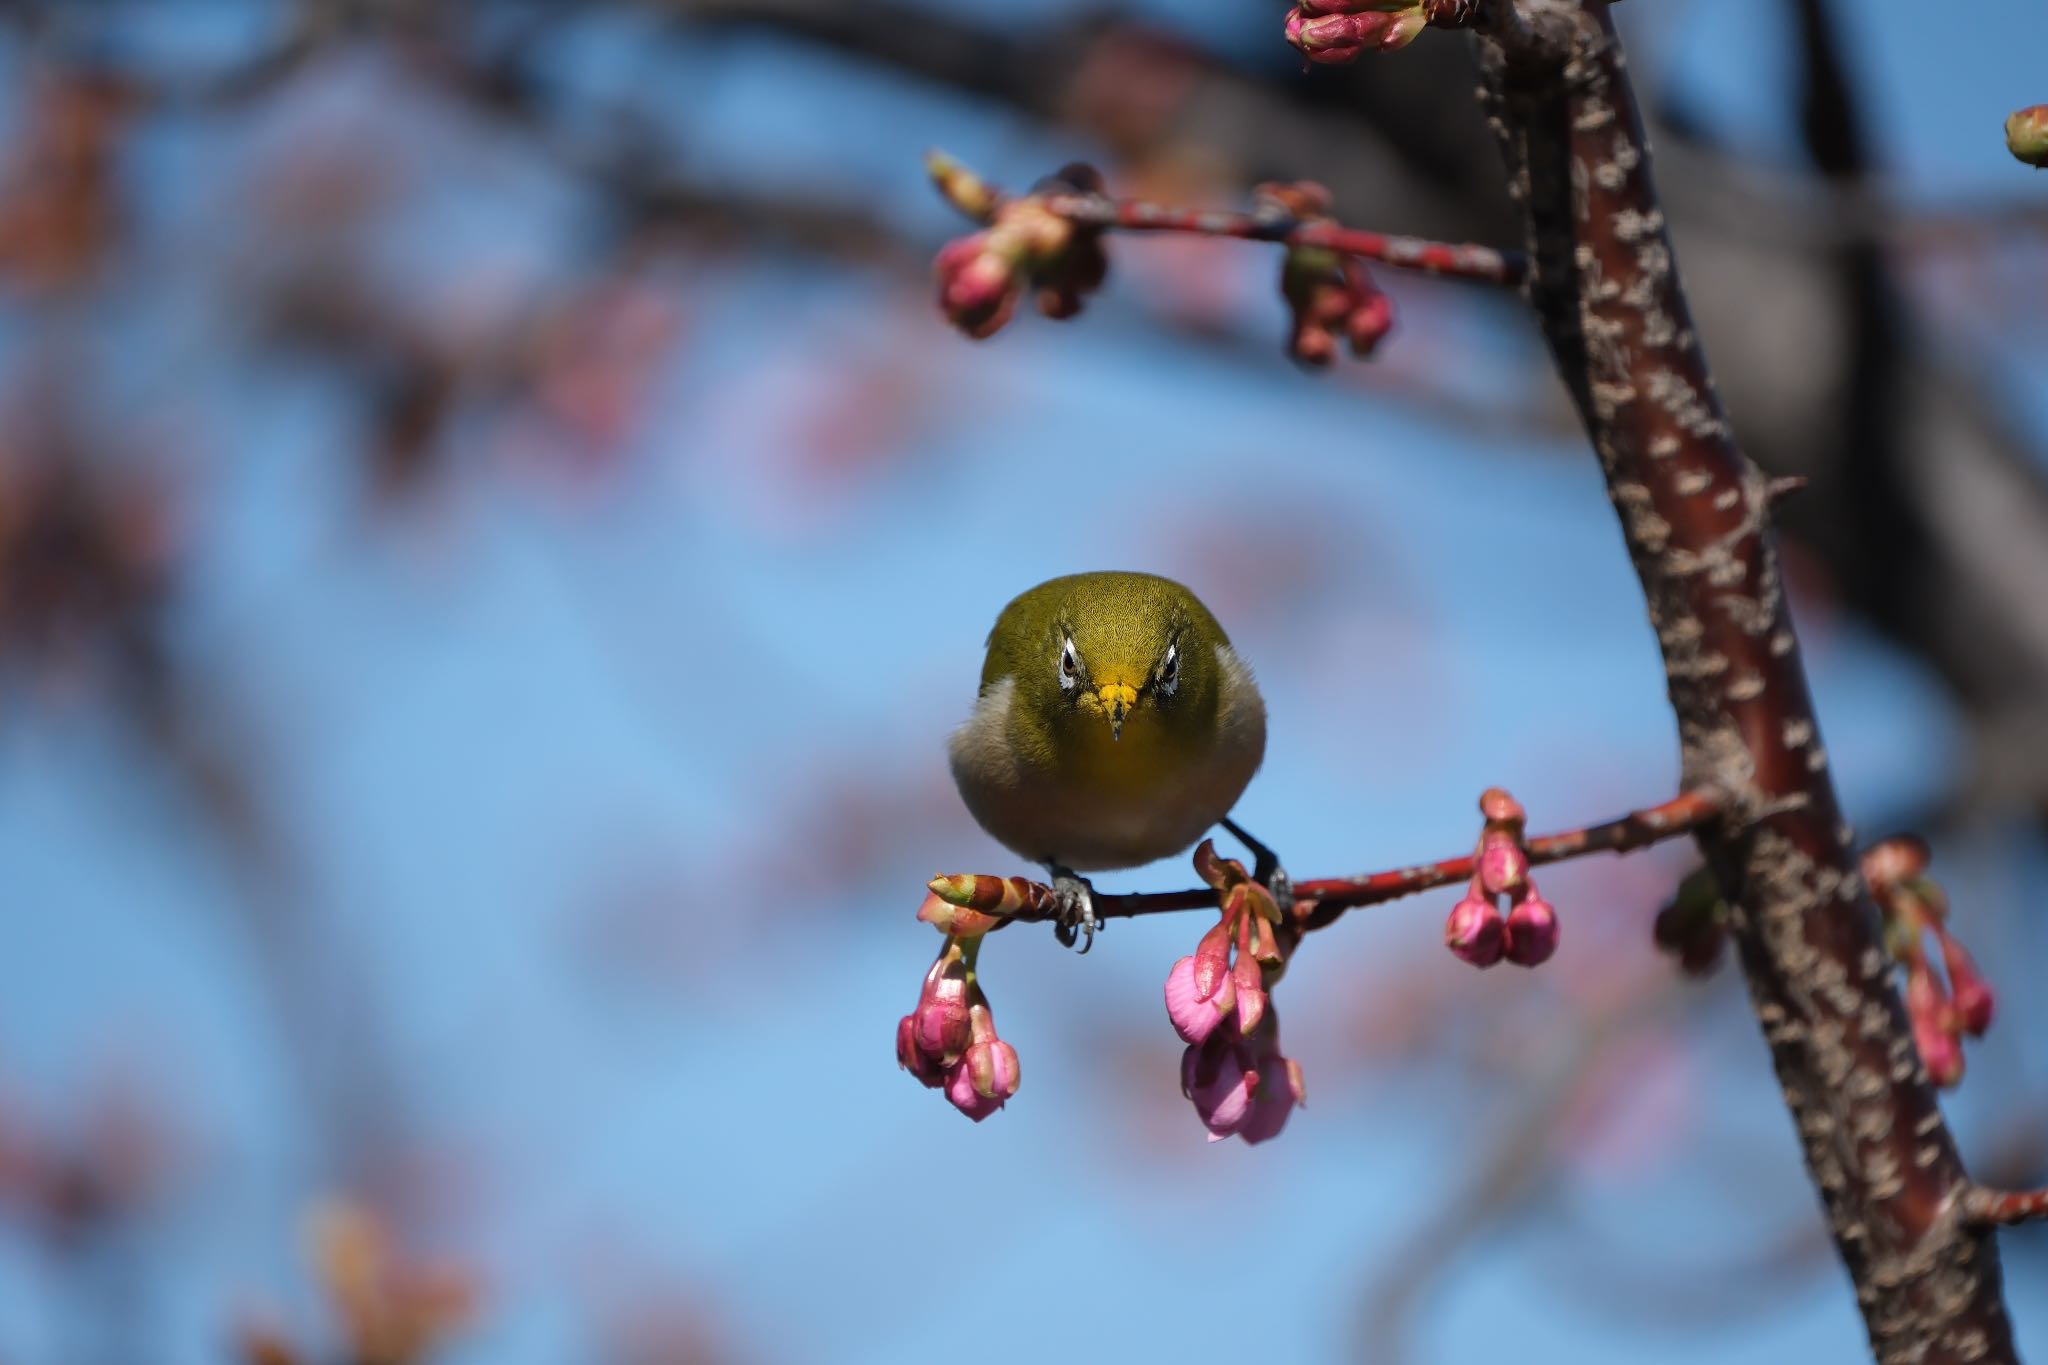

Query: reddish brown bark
left=929, top=787, right=1721, bottom=927
left=1471, top=3, right=2015, bottom=1358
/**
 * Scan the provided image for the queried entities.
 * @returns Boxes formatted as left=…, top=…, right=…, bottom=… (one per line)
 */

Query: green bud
left=2006, top=106, right=2048, bottom=169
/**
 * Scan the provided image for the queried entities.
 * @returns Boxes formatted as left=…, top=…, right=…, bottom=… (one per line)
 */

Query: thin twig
left=1962, top=1186, right=2048, bottom=1229
left=1037, top=191, right=1528, bottom=288
left=928, top=786, right=1723, bottom=931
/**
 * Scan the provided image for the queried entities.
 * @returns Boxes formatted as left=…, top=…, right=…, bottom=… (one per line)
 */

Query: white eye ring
left=1158, top=643, right=1179, bottom=697
left=1058, top=637, right=1080, bottom=691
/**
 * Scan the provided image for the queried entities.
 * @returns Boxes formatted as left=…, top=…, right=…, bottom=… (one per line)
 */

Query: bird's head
left=985, top=572, right=1227, bottom=757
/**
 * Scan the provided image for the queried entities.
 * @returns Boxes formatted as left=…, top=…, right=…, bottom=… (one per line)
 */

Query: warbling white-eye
left=948, top=571, right=1271, bottom=949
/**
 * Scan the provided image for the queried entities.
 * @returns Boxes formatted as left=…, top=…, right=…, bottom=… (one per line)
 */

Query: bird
left=948, top=571, right=1271, bottom=950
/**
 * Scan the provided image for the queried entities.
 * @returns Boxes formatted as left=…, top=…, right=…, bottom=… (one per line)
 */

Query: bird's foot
left=1046, top=866, right=1099, bottom=954
left=1222, top=817, right=1294, bottom=917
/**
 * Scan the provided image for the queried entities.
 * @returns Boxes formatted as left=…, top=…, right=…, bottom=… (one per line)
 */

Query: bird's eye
left=1158, top=643, right=1179, bottom=697
left=1059, top=638, right=1079, bottom=690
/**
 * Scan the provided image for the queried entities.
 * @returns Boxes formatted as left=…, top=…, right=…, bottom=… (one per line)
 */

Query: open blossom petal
left=1237, top=1056, right=1307, bottom=1145
left=1165, top=954, right=1237, bottom=1045
left=1182, top=1044, right=1259, bottom=1142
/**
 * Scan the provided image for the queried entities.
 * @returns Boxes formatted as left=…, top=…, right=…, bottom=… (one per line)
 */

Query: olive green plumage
left=949, top=571, right=1266, bottom=872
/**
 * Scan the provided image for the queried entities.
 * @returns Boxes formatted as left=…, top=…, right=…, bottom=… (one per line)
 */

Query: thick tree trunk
left=1472, top=4, right=2017, bottom=1359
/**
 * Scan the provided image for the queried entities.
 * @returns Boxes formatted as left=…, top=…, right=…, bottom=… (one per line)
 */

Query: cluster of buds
left=928, top=155, right=1108, bottom=341
left=2007, top=105, right=2048, bottom=169
left=1443, top=788, right=1558, bottom=968
left=1162, top=841, right=1306, bottom=1143
left=896, top=901, right=1021, bottom=1121
left=1652, top=866, right=1729, bottom=976
left=1863, top=836, right=1995, bottom=1089
left=1261, top=182, right=1393, bottom=365
left=1284, top=0, right=1427, bottom=64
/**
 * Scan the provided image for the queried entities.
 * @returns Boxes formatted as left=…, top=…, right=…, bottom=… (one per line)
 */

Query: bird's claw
left=1264, top=864, right=1295, bottom=918
left=1048, top=869, right=1099, bottom=954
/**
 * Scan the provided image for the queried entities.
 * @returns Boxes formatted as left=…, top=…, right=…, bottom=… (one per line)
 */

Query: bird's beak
left=1097, top=681, right=1138, bottom=741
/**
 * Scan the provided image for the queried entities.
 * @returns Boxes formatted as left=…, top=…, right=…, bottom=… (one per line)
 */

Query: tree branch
left=1036, top=186, right=1527, bottom=288
left=1962, top=1186, right=2048, bottom=1230
left=929, top=153, right=1526, bottom=288
left=1470, top=2, right=2015, bottom=1358
left=927, top=786, right=1722, bottom=929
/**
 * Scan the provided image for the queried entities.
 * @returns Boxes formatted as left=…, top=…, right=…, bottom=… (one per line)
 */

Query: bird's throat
left=1056, top=707, right=1184, bottom=797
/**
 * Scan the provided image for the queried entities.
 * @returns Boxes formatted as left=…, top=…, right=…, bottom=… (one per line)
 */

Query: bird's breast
left=1051, top=708, right=1190, bottom=798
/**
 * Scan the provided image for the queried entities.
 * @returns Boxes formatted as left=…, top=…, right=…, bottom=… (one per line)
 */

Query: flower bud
left=1951, top=973, right=1995, bottom=1039
left=1181, top=1039, right=1258, bottom=1141
left=1478, top=786, right=1526, bottom=826
left=1860, top=834, right=1929, bottom=896
left=945, top=1038, right=1020, bottom=1121
left=1904, top=965, right=1964, bottom=1088
left=1237, top=1052, right=1308, bottom=1146
left=1503, top=893, right=1559, bottom=967
left=1182, top=1015, right=1306, bottom=1144
left=1476, top=833, right=1529, bottom=897
left=1938, top=934, right=1996, bottom=1037
left=1345, top=288, right=1394, bottom=358
left=933, top=233, right=1020, bottom=340
left=1913, top=1010, right=1964, bottom=1089
left=2007, top=105, right=2048, bottom=169
left=897, top=957, right=975, bottom=1086
left=1444, top=891, right=1504, bottom=967
left=913, top=993, right=972, bottom=1061
left=896, top=1013, right=945, bottom=1088
left=1284, top=4, right=1426, bottom=63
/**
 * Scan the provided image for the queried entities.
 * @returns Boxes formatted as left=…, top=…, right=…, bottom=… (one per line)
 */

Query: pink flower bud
left=1913, top=1012, right=1964, bottom=1089
left=1503, top=893, right=1559, bottom=967
left=933, top=233, right=1020, bottom=340
left=1477, top=787, right=1525, bottom=826
left=1860, top=834, right=1929, bottom=896
left=913, top=994, right=972, bottom=1061
left=1164, top=954, right=1237, bottom=1046
left=1444, top=891, right=1504, bottom=968
left=1476, top=833, right=1530, bottom=897
left=1283, top=5, right=1426, bottom=62
left=1952, top=975, right=1995, bottom=1039
left=1938, top=935, right=1995, bottom=1037
left=899, top=940, right=997, bottom=1104
left=1294, top=0, right=1413, bottom=15
left=1289, top=321, right=1338, bottom=366
left=1345, top=290, right=1394, bottom=358
left=944, top=1038, right=1020, bottom=1121
left=1182, top=1016, right=1307, bottom=1145
left=896, top=1014, right=945, bottom=1088
left=1904, top=964, right=1964, bottom=1087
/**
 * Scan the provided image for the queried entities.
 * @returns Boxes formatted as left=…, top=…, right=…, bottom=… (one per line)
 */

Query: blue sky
left=0, top=2, right=2044, bottom=1361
